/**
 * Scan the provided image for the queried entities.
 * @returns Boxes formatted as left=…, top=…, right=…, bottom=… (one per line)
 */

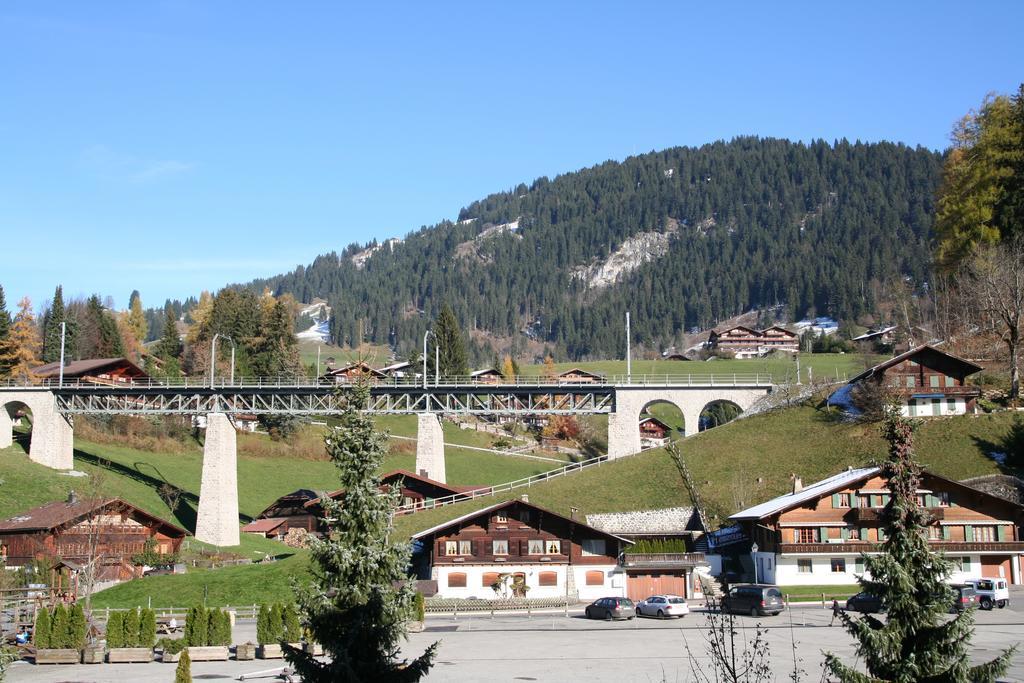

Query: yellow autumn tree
left=0, top=297, right=42, bottom=382
left=501, top=355, right=516, bottom=381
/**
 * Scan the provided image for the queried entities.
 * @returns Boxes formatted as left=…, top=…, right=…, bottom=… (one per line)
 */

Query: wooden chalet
left=31, top=358, right=147, bottom=385
left=0, top=495, right=186, bottom=584
left=638, top=415, right=671, bottom=449
left=411, top=498, right=630, bottom=600
left=557, top=368, right=605, bottom=384
left=708, top=326, right=798, bottom=358
left=322, top=361, right=387, bottom=385
left=723, top=466, right=1024, bottom=586
left=378, top=360, right=415, bottom=380
left=847, top=344, right=982, bottom=417
left=470, top=368, right=504, bottom=384
left=243, top=489, right=321, bottom=539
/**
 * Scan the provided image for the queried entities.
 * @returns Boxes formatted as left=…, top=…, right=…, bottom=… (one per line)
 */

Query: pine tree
left=268, top=603, right=284, bottom=643
left=0, top=285, right=11, bottom=376
left=50, top=604, right=69, bottom=649
left=68, top=603, right=87, bottom=650
left=184, top=605, right=207, bottom=647
left=139, top=608, right=156, bottom=648
left=175, top=646, right=191, bottom=683
left=282, top=603, right=302, bottom=643
left=127, top=291, right=148, bottom=344
left=0, top=298, right=41, bottom=381
left=431, top=303, right=468, bottom=377
left=825, top=409, right=1016, bottom=682
left=41, top=285, right=66, bottom=363
left=33, top=606, right=51, bottom=649
left=256, top=603, right=271, bottom=645
left=286, top=384, right=437, bottom=681
left=122, top=607, right=139, bottom=648
left=157, top=302, right=183, bottom=362
left=105, top=611, right=124, bottom=648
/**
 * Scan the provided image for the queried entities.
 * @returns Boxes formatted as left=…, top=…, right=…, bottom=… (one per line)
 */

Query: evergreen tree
left=430, top=303, right=468, bottom=377
left=139, top=608, right=156, bottom=648
left=175, top=646, right=191, bottom=683
left=825, top=409, right=1016, bottom=682
left=122, top=607, right=140, bottom=648
left=41, top=285, right=66, bottom=363
left=184, top=606, right=207, bottom=647
left=268, top=603, right=284, bottom=643
left=256, top=604, right=272, bottom=645
left=286, top=384, right=437, bottom=681
left=33, top=606, right=51, bottom=649
left=0, top=286, right=11, bottom=376
left=68, top=603, right=87, bottom=650
left=157, top=303, right=183, bottom=362
left=0, top=298, right=41, bottom=381
left=282, top=603, right=302, bottom=643
left=50, top=605, right=69, bottom=649
left=105, top=611, right=124, bottom=648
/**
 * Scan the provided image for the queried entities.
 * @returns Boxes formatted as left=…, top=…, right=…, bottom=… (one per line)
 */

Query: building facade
left=708, top=326, right=798, bottom=358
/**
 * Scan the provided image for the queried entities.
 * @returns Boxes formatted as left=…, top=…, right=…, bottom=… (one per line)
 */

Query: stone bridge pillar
left=0, top=390, right=74, bottom=469
left=415, top=412, right=446, bottom=484
left=196, top=413, right=240, bottom=547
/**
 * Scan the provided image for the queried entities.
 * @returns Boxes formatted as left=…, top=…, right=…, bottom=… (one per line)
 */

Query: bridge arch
left=0, top=390, right=74, bottom=469
left=698, top=399, right=744, bottom=432
left=638, top=399, right=685, bottom=449
left=1, top=400, right=34, bottom=453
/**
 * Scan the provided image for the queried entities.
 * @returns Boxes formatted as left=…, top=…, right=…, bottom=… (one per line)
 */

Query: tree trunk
left=1009, top=331, right=1020, bottom=401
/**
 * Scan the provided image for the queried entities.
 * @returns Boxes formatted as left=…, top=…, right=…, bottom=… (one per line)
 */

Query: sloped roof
left=852, top=326, right=897, bottom=342
left=241, top=517, right=289, bottom=533
left=471, top=368, right=503, bottom=377
left=848, top=344, right=983, bottom=384
left=711, top=325, right=759, bottom=336
left=557, top=368, right=605, bottom=379
left=323, top=361, right=386, bottom=378
left=958, top=474, right=1024, bottom=506
left=32, top=357, right=146, bottom=379
left=302, top=470, right=483, bottom=509
left=0, top=497, right=186, bottom=537
left=586, top=507, right=703, bottom=535
left=638, top=415, right=671, bottom=430
left=729, top=467, right=880, bottom=521
left=378, top=360, right=412, bottom=373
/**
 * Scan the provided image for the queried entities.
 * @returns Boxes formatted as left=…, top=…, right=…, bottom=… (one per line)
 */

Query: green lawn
left=779, top=584, right=859, bottom=602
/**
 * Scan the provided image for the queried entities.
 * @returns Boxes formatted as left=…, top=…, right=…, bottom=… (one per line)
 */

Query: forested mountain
left=243, top=137, right=943, bottom=360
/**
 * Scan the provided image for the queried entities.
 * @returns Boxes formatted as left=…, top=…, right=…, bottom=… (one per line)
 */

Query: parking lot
left=7, top=602, right=1024, bottom=682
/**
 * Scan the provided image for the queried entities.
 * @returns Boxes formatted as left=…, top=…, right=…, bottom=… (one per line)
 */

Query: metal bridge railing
left=0, top=373, right=773, bottom=390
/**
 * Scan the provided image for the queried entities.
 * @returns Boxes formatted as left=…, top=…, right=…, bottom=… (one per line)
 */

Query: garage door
left=981, top=555, right=1010, bottom=580
left=627, top=572, right=687, bottom=600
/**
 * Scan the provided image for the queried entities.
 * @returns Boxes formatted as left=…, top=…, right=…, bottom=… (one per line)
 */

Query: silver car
left=635, top=594, right=690, bottom=618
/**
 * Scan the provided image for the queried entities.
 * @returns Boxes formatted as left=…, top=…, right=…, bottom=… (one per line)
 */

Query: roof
left=471, top=368, right=503, bottom=377
left=0, top=497, right=187, bottom=537
left=711, top=325, right=758, bottom=336
left=241, top=518, right=289, bottom=533
left=323, top=361, right=386, bottom=378
left=32, top=357, right=146, bottom=379
left=378, top=360, right=412, bottom=373
left=959, top=474, right=1024, bottom=506
left=848, top=344, right=984, bottom=384
left=411, top=499, right=632, bottom=544
left=586, top=507, right=704, bottom=535
left=557, top=368, right=605, bottom=378
left=759, top=325, right=797, bottom=335
left=852, top=326, right=897, bottom=342
left=729, top=467, right=880, bottom=521
left=303, top=470, right=481, bottom=509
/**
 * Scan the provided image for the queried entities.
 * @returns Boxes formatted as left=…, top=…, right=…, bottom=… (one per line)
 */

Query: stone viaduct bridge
left=0, top=375, right=772, bottom=547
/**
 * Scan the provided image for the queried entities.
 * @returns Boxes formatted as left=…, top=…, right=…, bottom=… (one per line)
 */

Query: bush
left=256, top=604, right=271, bottom=645
left=33, top=608, right=51, bottom=649
left=183, top=606, right=207, bottom=647
left=50, top=605, right=69, bottom=649
left=105, top=611, right=124, bottom=649
left=174, top=647, right=191, bottom=683
left=122, top=608, right=140, bottom=648
left=139, top=609, right=157, bottom=649
left=624, top=538, right=689, bottom=554
left=413, top=592, right=425, bottom=623
left=282, top=604, right=301, bottom=643
left=207, top=609, right=231, bottom=646
left=158, top=637, right=185, bottom=655
left=268, top=603, right=284, bottom=642
left=68, top=604, right=87, bottom=650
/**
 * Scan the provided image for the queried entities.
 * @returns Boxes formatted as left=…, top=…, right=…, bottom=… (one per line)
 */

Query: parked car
left=720, top=584, right=784, bottom=617
left=635, top=595, right=690, bottom=618
left=584, top=597, right=635, bottom=621
left=963, top=578, right=1009, bottom=610
left=845, top=592, right=884, bottom=614
left=948, top=584, right=978, bottom=613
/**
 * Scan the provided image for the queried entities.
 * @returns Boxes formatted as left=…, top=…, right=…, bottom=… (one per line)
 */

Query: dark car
left=845, top=592, right=884, bottom=614
left=584, top=597, right=635, bottom=621
left=949, top=584, right=978, bottom=613
left=721, top=584, right=784, bottom=617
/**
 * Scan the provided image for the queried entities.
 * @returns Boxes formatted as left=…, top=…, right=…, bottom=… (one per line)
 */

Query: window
left=582, top=539, right=606, bottom=557
left=927, top=525, right=942, bottom=540
left=945, top=375, right=955, bottom=387
left=905, top=375, right=915, bottom=388
left=538, top=571, right=558, bottom=587
left=946, top=398, right=956, bottom=411
left=974, top=526, right=996, bottom=543
left=929, top=375, right=940, bottom=388
left=585, top=570, right=605, bottom=586
left=447, top=572, right=467, bottom=588
left=795, top=528, right=817, bottom=544
left=831, top=558, right=847, bottom=573
left=937, top=491, right=950, bottom=507
left=528, top=539, right=545, bottom=555
left=545, top=540, right=561, bottom=555
left=444, top=541, right=458, bottom=556
left=797, top=559, right=812, bottom=573
left=494, top=513, right=508, bottom=525
left=492, top=539, right=508, bottom=555
left=518, top=509, right=532, bottom=524
left=916, top=494, right=927, bottom=507
left=459, top=540, right=472, bottom=556
left=836, top=493, right=851, bottom=508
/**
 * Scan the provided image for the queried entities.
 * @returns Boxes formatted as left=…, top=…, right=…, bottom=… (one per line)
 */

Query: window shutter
left=840, top=527, right=849, bottom=540
left=996, top=525, right=1007, bottom=542
left=964, top=525, right=974, bottom=542
left=437, top=541, right=444, bottom=556
left=859, top=527, right=868, bottom=541
left=925, top=494, right=935, bottom=508
left=831, top=494, right=840, bottom=508
left=819, top=526, right=829, bottom=542
left=854, top=558, right=864, bottom=574
left=520, top=539, right=529, bottom=555
left=942, top=526, right=951, bottom=540
left=793, top=529, right=799, bottom=543
left=961, top=556, right=972, bottom=571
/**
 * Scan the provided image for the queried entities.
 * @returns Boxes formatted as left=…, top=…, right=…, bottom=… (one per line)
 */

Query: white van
left=963, top=578, right=1009, bottom=610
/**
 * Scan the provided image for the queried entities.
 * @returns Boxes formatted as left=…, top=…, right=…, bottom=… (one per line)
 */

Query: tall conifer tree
left=0, top=285, right=11, bottom=376
left=41, top=285, right=66, bottom=363
left=430, top=303, right=468, bottom=377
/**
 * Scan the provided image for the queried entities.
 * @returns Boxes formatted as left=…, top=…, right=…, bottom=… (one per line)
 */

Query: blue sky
left=2, top=1, right=1022, bottom=312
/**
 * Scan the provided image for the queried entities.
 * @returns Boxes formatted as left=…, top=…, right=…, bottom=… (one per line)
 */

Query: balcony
left=779, top=541, right=1024, bottom=554
left=620, top=552, right=707, bottom=570
left=851, top=507, right=944, bottom=522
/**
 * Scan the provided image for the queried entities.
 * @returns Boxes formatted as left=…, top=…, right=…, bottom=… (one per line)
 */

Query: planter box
left=161, top=649, right=183, bottom=663
left=108, top=647, right=153, bottom=663
left=257, top=643, right=283, bottom=659
left=235, top=643, right=257, bottom=661
left=302, top=641, right=324, bottom=656
left=34, top=648, right=80, bottom=665
left=187, top=645, right=230, bottom=661
left=408, top=621, right=425, bottom=633
left=82, top=646, right=105, bottom=664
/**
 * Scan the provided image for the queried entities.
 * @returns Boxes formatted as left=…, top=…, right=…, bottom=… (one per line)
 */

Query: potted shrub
left=408, top=592, right=426, bottom=633
left=183, top=606, right=230, bottom=661
left=159, top=637, right=185, bottom=663
left=282, top=603, right=303, bottom=651
left=33, top=605, right=81, bottom=665
left=256, top=603, right=283, bottom=659
left=235, top=641, right=257, bottom=661
left=107, top=607, right=154, bottom=663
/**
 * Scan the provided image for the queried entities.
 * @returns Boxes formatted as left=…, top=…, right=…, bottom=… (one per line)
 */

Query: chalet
left=638, top=416, right=671, bottom=449
left=852, top=326, right=898, bottom=346
left=470, top=368, right=504, bottom=384
left=708, top=326, right=798, bottom=358
left=557, top=368, right=605, bottom=384
left=846, top=345, right=982, bottom=417
left=31, top=358, right=147, bottom=385
left=322, top=361, right=387, bottom=384
left=725, top=466, right=1024, bottom=586
left=378, top=360, right=415, bottom=380
left=586, top=507, right=708, bottom=599
left=242, top=489, right=322, bottom=538
left=411, top=498, right=630, bottom=600
left=0, top=495, right=186, bottom=583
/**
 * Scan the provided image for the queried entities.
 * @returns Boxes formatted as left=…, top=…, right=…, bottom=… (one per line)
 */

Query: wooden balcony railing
left=779, top=541, right=1024, bottom=554
left=620, top=552, right=707, bottom=569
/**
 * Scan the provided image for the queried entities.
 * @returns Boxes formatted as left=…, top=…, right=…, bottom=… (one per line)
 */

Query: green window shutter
left=840, top=527, right=849, bottom=540
left=942, top=526, right=951, bottom=540
left=930, top=375, right=940, bottom=387
left=819, top=527, right=829, bottom=542
left=961, top=556, right=972, bottom=571
left=964, top=525, right=974, bottom=542
left=859, top=527, right=868, bottom=541
left=878, top=528, right=887, bottom=541
left=831, top=494, right=840, bottom=508
left=854, top=558, right=864, bottom=573
left=926, top=494, right=937, bottom=508
left=996, top=525, right=1007, bottom=542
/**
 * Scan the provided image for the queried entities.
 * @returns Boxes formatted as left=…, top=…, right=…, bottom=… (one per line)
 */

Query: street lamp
left=751, top=542, right=759, bottom=584
left=210, top=333, right=236, bottom=389
left=422, top=330, right=440, bottom=389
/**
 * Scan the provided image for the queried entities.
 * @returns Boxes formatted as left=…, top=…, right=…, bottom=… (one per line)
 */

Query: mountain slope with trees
left=242, top=137, right=942, bottom=361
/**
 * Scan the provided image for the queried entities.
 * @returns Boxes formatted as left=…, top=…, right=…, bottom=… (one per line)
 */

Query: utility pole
left=316, top=345, right=321, bottom=379
left=626, top=311, right=632, bottom=383
left=58, top=322, right=66, bottom=388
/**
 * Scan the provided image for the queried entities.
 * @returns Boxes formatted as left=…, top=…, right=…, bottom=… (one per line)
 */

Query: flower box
left=257, top=643, right=283, bottom=659
left=235, top=643, right=257, bottom=661
left=107, top=647, right=153, bottom=663
left=162, top=650, right=181, bottom=663
left=34, top=648, right=81, bottom=665
left=82, top=645, right=105, bottom=664
left=187, top=645, right=230, bottom=661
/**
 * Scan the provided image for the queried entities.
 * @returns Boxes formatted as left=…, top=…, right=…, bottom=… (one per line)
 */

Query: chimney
left=791, top=474, right=803, bottom=494
left=569, top=506, right=578, bottom=521
left=520, top=494, right=529, bottom=504
left=67, top=490, right=78, bottom=505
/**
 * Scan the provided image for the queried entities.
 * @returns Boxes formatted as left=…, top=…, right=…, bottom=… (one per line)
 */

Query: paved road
left=8, top=605, right=1024, bottom=682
